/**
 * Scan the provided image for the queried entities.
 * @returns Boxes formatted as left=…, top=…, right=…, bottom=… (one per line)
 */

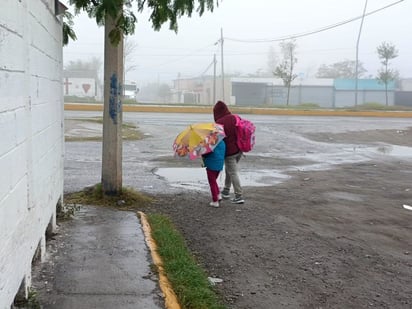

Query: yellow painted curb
left=64, top=103, right=412, bottom=118
left=138, top=211, right=181, bottom=309
left=65, top=103, right=103, bottom=111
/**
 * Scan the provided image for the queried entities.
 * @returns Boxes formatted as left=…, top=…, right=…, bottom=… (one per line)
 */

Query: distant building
left=231, top=78, right=335, bottom=107
left=63, top=70, right=101, bottom=99
left=396, top=79, right=412, bottom=107
left=167, top=76, right=410, bottom=107
left=334, top=79, right=396, bottom=107
left=231, top=77, right=404, bottom=108
left=172, top=76, right=231, bottom=105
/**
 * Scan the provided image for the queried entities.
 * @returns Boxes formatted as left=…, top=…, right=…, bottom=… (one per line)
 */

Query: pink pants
left=206, top=169, right=220, bottom=202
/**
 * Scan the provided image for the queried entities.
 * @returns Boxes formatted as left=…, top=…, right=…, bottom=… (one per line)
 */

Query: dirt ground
left=146, top=128, right=412, bottom=309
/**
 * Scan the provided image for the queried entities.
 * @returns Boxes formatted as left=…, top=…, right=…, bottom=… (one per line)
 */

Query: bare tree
left=376, top=41, right=399, bottom=106
left=0, top=29, right=7, bottom=50
left=273, top=40, right=298, bottom=106
left=65, top=57, right=103, bottom=73
left=266, top=45, right=278, bottom=76
left=124, top=37, right=138, bottom=76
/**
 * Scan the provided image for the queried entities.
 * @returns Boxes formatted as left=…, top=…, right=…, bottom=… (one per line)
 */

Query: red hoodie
left=213, top=101, right=239, bottom=156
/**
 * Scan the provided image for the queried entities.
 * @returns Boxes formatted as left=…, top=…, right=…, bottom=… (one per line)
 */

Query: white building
left=63, top=70, right=100, bottom=99
left=0, top=1, right=65, bottom=307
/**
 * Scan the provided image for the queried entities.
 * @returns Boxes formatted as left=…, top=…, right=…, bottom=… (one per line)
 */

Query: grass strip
left=65, top=117, right=143, bottom=141
left=64, top=184, right=152, bottom=210
left=147, top=214, right=227, bottom=309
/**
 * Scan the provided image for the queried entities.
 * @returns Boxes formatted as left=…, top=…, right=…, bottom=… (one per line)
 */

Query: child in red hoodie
left=213, top=101, right=244, bottom=204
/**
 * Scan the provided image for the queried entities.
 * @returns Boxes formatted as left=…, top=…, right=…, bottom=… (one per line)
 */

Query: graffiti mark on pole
left=109, top=73, right=117, bottom=123
left=109, top=73, right=122, bottom=124
left=118, top=83, right=122, bottom=116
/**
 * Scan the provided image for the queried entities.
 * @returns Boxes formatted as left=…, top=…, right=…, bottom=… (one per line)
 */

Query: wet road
left=64, top=111, right=412, bottom=194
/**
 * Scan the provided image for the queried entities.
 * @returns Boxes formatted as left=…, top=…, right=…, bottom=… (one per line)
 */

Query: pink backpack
left=234, top=114, right=256, bottom=152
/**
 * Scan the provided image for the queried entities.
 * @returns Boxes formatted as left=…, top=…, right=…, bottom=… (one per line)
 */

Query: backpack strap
left=234, top=114, right=241, bottom=126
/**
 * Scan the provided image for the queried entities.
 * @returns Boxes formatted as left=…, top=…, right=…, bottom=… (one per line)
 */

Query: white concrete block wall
left=0, top=0, right=64, bottom=307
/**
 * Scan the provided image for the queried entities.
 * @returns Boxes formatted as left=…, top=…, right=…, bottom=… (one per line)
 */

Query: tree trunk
left=101, top=15, right=124, bottom=195
left=286, top=84, right=291, bottom=106
left=385, top=83, right=388, bottom=106
left=385, top=62, right=388, bottom=106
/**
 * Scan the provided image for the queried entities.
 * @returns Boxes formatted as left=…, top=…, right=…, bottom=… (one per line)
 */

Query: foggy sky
left=62, top=0, right=412, bottom=86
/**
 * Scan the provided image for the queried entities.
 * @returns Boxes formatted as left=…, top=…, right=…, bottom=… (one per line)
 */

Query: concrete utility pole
left=355, top=0, right=368, bottom=107
left=213, top=54, right=217, bottom=104
left=101, top=15, right=124, bottom=195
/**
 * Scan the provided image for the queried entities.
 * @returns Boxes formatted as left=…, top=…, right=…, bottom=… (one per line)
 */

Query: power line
left=137, top=42, right=217, bottom=70
left=225, top=0, right=404, bottom=43
left=198, top=57, right=216, bottom=76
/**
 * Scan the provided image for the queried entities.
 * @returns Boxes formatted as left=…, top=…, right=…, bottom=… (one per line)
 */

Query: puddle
left=153, top=144, right=412, bottom=192
left=324, top=191, right=365, bottom=202
left=289, top=144, right=412, bottom=171
left=154, top=167, right=290, bottom=191
left=375, top=145, right=412, bottom=157
left=339, top=145, right=412, bottom=159
left=287, top=154, right=370, bottom=172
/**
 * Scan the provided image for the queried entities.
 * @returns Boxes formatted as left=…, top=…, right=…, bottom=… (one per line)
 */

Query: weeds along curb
left=138, top=211, right=181, bottom=309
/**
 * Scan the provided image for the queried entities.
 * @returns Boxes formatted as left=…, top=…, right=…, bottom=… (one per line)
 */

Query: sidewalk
left=33, top=205, right=164, bottom=309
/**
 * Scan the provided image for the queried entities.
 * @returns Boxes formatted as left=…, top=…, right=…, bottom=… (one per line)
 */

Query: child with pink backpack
left=212, top=101, right=255, bottom=204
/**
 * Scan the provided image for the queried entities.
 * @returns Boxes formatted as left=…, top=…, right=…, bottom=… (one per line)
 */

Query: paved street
left=64, top=111, right=412, bottom=194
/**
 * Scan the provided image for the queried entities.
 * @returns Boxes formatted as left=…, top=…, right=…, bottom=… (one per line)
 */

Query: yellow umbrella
left=173, top=123, right=225, bottom=159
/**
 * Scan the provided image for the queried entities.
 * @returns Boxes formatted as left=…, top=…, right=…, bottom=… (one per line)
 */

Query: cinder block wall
left=0, top=0, right=64, bottom=307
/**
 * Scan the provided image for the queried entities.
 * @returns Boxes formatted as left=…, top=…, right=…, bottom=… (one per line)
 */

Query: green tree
left=376, top=42, right=399, bottom=106
left=65, top=0, right=218, bottom=195
left=63, top=12, right=77, bottom=45
left=64, top=0, right=218, bottom=45
left=158, top=83, right=171, bottom=102
left=316, top=60, right=367, bottom=79
left=273, top=40, right=297, bottom=106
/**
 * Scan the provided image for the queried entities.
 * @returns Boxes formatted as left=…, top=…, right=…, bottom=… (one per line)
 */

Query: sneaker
left=221, top=190, right=230, bottom=199
left=209, top=201, right=220, bottom=208
left=217, top=194, right=222, bottom=201
left=231, top=196, right=244, bottom=204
